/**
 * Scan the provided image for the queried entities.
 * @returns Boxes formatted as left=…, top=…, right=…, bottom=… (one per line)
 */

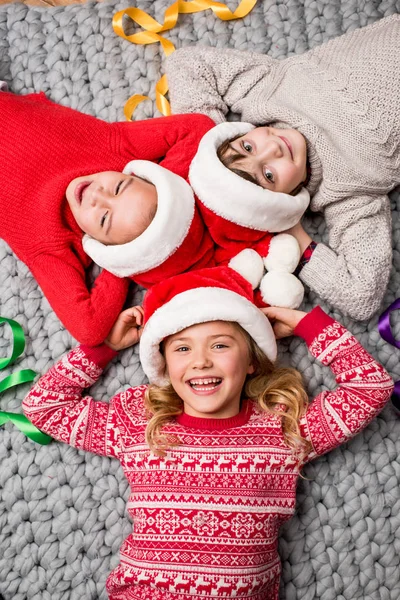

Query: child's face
left=66, top=171, right=157, bottom=245
left=164, top=321, right=254, bottom=419
left=228, top=126, right=308, bottom=194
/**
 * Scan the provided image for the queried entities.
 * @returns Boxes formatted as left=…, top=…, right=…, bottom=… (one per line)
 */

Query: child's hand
left=105, top=306, right=144, bottom=351
left=262, top=306, right=307, bottom=339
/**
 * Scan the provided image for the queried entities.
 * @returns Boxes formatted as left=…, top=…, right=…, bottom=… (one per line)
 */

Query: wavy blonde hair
left=144, top=322, right=311, bottom=457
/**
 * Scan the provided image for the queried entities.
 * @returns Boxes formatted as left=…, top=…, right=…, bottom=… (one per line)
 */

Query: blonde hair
left=144, top=322, right=311, bottom=458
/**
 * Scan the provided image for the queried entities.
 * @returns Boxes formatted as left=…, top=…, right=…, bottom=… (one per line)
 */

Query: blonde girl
left=23, top=266, right=393, bottom=599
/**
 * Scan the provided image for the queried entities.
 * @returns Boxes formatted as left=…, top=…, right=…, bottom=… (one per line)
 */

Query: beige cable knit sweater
left=166, top=15, right=400, bottom=320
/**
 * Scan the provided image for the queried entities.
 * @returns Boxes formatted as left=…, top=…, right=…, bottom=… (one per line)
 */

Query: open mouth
left=279, top=136, right=293, bottom=160
left=74, top=181, right=91, bottom=205
left=187, top=377, right=222, bottom=392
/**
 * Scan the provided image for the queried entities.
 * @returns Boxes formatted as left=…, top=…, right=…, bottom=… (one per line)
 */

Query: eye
left=263, top=168, right=275, bottom=183
left=176, top=346, right=190, bottom=353
left=242, top=141, right=253, bottom=153
left=213, top=343, right=228, bottom=350
left=115, top=180, right=123, bottom=195
left=100, top=212, right=108, bottom=228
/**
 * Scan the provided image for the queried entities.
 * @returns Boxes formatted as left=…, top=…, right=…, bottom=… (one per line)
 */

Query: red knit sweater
left=22, top=307, right=394, bottom=599
left=0, top=91, right=214, bottom=344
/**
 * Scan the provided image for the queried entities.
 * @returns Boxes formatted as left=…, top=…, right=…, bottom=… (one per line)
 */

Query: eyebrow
left=169, top=333, right=236, bottom=344
left=229, top=142, right=244, bottom=156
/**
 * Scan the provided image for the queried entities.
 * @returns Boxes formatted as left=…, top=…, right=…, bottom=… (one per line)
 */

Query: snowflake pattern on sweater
left=22, top=308, right=393, bottom=599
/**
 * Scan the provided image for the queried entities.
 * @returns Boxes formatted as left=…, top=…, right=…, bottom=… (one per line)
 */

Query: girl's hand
left=105, top=306, right=144, bottom=351
left=262, top=306, right=307, bottom=339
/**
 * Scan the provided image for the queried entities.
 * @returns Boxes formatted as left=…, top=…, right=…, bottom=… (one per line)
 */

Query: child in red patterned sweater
left=23, top=266, right=393, bottom=600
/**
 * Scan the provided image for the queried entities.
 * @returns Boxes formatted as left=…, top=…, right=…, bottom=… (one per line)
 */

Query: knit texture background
left=0, top=1, right=399, bottom=599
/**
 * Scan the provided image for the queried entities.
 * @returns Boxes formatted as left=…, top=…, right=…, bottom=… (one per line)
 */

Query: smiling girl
left=23, top=266, right=393, bottom=599
left=167, top=15, right=400, bottom=320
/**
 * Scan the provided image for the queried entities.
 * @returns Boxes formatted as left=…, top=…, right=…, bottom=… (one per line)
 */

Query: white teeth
left=190, top=378, right=221, bottom=385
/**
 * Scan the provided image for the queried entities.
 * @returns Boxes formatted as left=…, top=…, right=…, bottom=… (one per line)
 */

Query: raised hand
left=105, top=305, right=144, bottom=351
left=262, top=306, right=307, bottom=339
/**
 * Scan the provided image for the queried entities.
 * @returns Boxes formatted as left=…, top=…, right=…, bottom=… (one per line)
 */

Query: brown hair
left=217, top=135, right=310, bottom=196
left=144, top=322, right=311, bottom=458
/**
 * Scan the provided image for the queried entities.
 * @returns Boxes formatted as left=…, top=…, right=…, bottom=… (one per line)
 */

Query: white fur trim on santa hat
left=229, top=248, right=265, bottom=290
left=139, top=286, right=277, bottom=386
left=189, top=122, right=310, bottom=232
left=260, top=271, right=304, bottom=309
left=263, top=234, right=301, bottom=274
left=83, top=161, right=194, bottom=278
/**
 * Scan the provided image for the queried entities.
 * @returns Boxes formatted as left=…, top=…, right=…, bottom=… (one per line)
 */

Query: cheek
left=284, top=163, right=304, bottom=186
left=164, top=356, right=185, bottom=381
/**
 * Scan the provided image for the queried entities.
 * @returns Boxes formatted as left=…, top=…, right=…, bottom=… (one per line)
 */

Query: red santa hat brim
left=82, top=160, right=195, bottom=278
left=189, top=122, right=310, bottom=232
left=139, top=267, right=277, bottom=386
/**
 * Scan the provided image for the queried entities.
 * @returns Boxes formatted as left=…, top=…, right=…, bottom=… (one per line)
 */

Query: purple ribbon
left=378, top=297, right=400, bottom=349
left=378, top=298, right=400, bottom=407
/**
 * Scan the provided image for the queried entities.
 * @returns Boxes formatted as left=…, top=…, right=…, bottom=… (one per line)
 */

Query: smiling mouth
left=74, top=181, right=91, bottom=205
left=279, top=136, right=293, bottom=159
left=187, top=377, right=222, bottom=392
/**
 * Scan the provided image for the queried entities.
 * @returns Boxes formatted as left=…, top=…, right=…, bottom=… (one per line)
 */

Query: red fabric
left=142, top=266, right=254, bottom=326
left=0, top=91, right=214, bottom=344
left=198, top=202, right=274, bottom=265
left=293, top=305, right=334, bottom=345
left=79, top=344, right=118, bottom=369
left=22, top=308, right=394, bottom=599
left=131, top=212, right=216, bottom=289
left=294, top=241, right=317, bottom=276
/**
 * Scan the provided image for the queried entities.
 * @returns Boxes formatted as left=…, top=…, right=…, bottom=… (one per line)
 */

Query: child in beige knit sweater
left=166, top=15, right=400, bottom=321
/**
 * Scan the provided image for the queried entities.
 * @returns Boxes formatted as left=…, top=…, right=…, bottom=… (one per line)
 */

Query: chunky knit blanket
left=0, top=2, right=399, bottom=599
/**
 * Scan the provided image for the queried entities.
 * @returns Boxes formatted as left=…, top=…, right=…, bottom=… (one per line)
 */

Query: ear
left=247, top=363, right=255, bottom=375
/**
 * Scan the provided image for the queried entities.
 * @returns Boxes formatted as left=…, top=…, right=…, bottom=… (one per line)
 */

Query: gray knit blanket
left=0, top=1, right=400, bottom=599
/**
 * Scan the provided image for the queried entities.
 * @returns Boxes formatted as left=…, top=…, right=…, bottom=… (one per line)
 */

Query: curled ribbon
left=113, top=0, right=258, bottom=119
left=0, top=316, right=51, bottom=444
left=378, top=299, right=400, bottom=406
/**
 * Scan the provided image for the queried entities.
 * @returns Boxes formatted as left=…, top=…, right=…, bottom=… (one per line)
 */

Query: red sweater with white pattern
left=22, top=307, right=393, bottom=600
left=0, top=91, right=214, bottom=345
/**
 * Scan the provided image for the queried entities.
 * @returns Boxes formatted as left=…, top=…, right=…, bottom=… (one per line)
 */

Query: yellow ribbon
left=113, top=0, right=258, bottom=119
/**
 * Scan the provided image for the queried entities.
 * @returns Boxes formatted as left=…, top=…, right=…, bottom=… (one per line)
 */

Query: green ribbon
left=0, top=316, right=52, bottom=445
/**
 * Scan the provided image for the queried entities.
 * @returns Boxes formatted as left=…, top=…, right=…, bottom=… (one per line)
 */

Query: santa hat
left=139, top=266, right=277, bottom=386
left=189, top=121, right=310, bottom=233
left=82, top=160, right=198, bottom=279
left=187, top=122, right=307, bottom=309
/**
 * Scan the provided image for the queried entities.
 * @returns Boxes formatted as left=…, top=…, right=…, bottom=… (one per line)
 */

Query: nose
left=192, top=349, right=213, bottom=370
left=90, top=187, right=111, bottom=208
left=258, top=137, right=283, bottom=161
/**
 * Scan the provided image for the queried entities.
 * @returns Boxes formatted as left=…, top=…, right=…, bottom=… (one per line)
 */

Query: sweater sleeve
left=22, top=344, right=128, bottom=458
left=294, top=307, right=394, bottom=462
left=165, top=46, right=277, bottom=122
left=116, top=113, right=215, bottom=180
left=300, top=193, right=392, bottom=321
left=30, top=252, right=129, bottom=346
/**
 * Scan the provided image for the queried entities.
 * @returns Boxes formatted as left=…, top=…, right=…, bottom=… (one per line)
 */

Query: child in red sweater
left=0, top=90, right=215, bottom=345
left=23, top=266, right=393, bottom=600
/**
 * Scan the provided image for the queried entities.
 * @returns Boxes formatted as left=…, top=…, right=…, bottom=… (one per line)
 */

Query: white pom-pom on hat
left=264, top=234, right=301, bottom=274
left=229, top=249, right=264, bottom=290
left=259, top=271, right=304, bottom=309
